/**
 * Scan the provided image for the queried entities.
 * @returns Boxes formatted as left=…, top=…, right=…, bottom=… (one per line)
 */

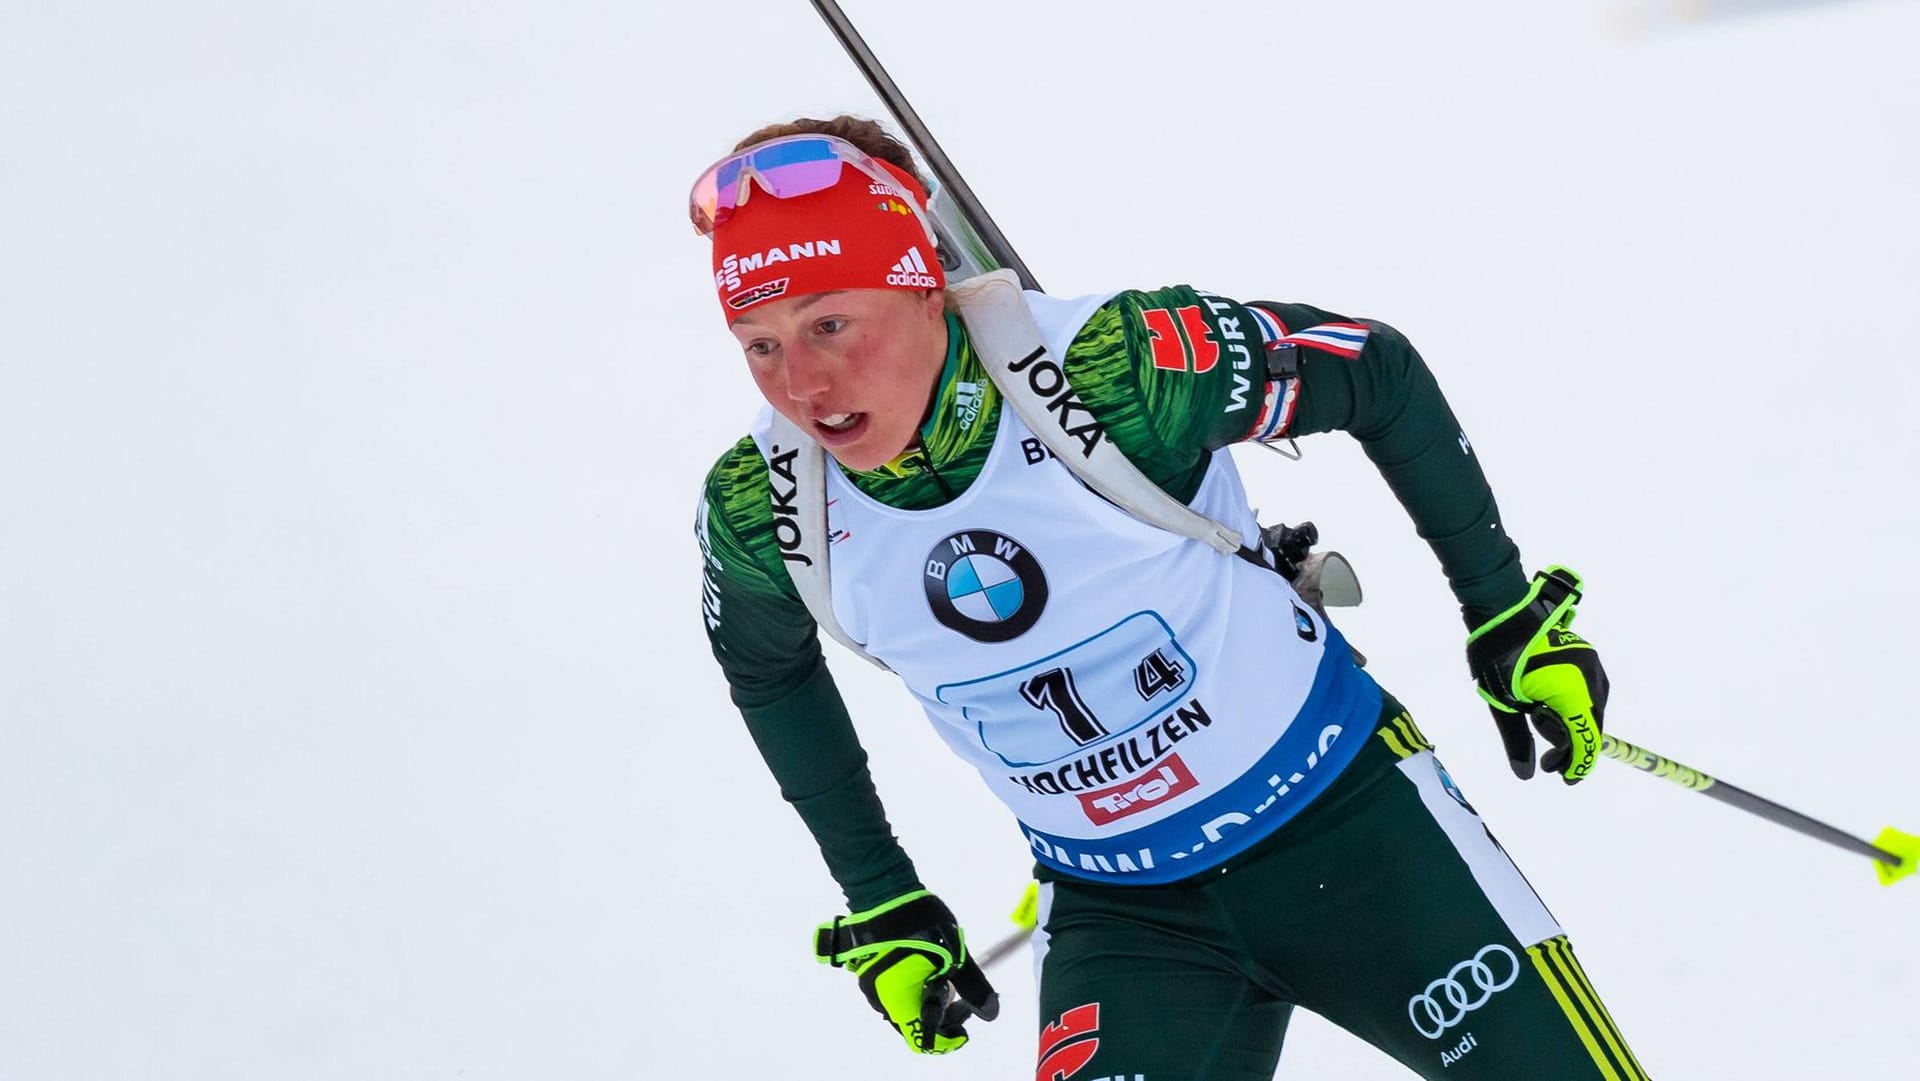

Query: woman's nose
left=781, top=341, right=832, bottom=400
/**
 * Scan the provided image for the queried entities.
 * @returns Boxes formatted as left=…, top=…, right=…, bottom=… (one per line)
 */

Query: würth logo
left=1141, top=304, right=1221, bottom=374
left=886, top=246, right=940, bottom=288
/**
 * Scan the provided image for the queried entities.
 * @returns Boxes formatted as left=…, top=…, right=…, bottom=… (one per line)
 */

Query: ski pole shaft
left=808, top=0, right=1042, bottom=291
left=970, top=881, right=1041, bottom=972
left=1600, top=734, right=1903, bottom=867
left=972, top=925, right=1034, bottom=971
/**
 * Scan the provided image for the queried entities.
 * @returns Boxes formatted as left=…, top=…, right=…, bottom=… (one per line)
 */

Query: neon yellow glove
left=813, top=890, right=999, bottom=1054
left=1466, top=566, right=1610, bottom=784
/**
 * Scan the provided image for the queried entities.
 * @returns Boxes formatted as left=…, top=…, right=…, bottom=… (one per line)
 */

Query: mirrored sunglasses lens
left=689, top=138, right=857, bottom=235
left=710, top=157, right=747, bottom=210
left=689, top=173, right=721, bottom=233
left=689, top=155, right=754, bottom=235
left=747, top=138, right=844, bottom=197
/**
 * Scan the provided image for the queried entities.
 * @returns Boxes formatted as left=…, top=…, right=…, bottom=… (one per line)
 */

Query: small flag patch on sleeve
left=1281, top=322, right=1370, bottom=359
left=1242, top=306, right=1299, bottom=442
left=1249, top=376, right=1298, bottom=442
left=1247, top=305, right=1289, bottom=343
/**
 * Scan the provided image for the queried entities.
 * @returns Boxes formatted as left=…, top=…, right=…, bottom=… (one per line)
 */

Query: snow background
left=3, top=1, right=1915, bottom=1077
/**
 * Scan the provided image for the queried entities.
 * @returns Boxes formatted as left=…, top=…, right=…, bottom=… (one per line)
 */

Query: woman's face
left=729, top=288, right=948, bottom=471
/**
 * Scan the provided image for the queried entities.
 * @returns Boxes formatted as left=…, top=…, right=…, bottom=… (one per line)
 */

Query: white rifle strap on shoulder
left=951, top=270, right=1249, bottom=557
left=765, top=411, right=890, bottom=671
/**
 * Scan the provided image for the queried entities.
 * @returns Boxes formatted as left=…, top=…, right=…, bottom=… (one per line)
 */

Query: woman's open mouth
left=813, top=412, right=869, bottom=444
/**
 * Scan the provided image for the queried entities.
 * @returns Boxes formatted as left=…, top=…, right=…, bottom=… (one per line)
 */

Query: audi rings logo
left=1406, top=943, right=1520, bottom=1040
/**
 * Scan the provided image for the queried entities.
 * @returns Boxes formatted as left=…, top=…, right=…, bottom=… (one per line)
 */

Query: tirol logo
left=1078, top=754, right=1198, bottom=825
left=726, top=277, right=789, bottom=311
left=924, top=529, right=1048, bottom=643
left=886, top=246, right=940, bottom=288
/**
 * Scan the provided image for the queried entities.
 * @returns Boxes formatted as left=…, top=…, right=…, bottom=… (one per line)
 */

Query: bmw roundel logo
left=923, top=529, right=1048, bottom=643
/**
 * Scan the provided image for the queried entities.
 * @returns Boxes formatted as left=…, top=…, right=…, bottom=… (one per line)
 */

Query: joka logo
left=923, top=529, right=1048, bottom=643
left=1407, top=944, right=1520, bottom=1040
left=766, top=443, right=811, bottom=568
left=726, top=277, right=789, bottom=311
left=1292, top=601, right=1318, bottom=642
left=886, top=246, right=940, bottom=288
left=1036, top=1003, right=1099, bottom=1081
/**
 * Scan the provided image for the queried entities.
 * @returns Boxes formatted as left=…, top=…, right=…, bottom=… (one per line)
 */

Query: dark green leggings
left=1031, top=709, right=1648, bottom=1080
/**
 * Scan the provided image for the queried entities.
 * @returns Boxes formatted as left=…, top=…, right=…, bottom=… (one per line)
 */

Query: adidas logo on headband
left=885, top=246, right=940, bottom=289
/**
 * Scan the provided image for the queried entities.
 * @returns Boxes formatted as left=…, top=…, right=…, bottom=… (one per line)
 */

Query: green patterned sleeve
left=1256, top=303, right=1529, bottom=624
left=697, top=439, right=922, bottom=909
left=1061, top=289, right=1528, bottom=624
left=698, top=439, right=819, bottom=704
left=1061, top=286, right=1271, bottom=503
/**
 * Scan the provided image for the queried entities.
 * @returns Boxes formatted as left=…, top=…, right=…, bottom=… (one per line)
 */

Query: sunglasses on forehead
left=687, top=133, right=940, bottom=252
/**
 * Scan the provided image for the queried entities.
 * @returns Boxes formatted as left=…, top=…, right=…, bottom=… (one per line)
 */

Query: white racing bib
left=750, top=295, right=1381, bottom=883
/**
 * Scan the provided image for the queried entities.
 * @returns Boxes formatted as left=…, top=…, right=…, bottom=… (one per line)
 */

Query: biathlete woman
left=692, top=115, right=1647, bottom=1080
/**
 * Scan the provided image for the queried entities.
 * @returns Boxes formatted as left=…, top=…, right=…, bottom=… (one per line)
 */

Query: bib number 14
left=1020, top=648, right=1186, bottom=748
left=935, top=611, right=1199, bottom=769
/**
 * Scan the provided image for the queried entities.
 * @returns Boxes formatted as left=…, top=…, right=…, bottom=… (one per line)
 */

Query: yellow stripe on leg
left=1527, top=940, right=1621, bottom=1081
left=1550, top=939, right=1650, bottom=1081
left=1544, top=938, right=1642, bottom=1081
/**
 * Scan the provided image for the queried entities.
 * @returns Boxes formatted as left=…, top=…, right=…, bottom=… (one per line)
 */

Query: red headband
left=710, top=159, right=944, bottom=320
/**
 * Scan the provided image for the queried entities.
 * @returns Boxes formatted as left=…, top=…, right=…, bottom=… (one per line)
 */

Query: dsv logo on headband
left=727, top=278, right=789, bottom=311
left=715, top=239, right=843, bottom=291
left=1406, top=943, right=1520, bottom=1040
